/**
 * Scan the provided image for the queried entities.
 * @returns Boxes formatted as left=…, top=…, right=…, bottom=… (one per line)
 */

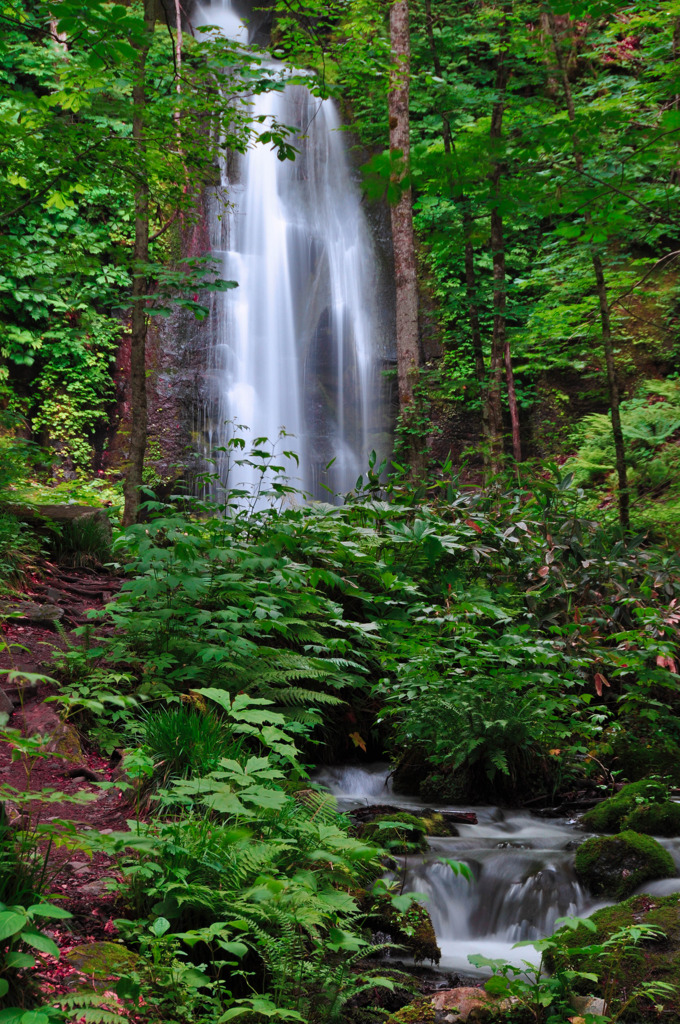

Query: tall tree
left=122, top=0, right=155, bottom=527
left=389, top=1, right=420, bottom=419
left=546, top=8, right=630, bottom=533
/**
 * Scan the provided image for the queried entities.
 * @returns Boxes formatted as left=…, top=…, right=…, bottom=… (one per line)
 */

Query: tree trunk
left=122, top=1, right=155, bottom=527
left=423, top=0, right=494, bottom=466
left=547, top=9, right=630, bottom=533
left=486, top=3, right=520, bottom=469
left=389, top=1, right=420, bottom=416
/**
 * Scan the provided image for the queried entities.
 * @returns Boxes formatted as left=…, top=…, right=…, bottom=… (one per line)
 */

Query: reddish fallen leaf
left=594, top=672, right=610, bottom=696
left=465, top=519, right=482, bottom=534
left=538, top=566, right=550, bottom=577
left=656, top=655, right=678, bottom=674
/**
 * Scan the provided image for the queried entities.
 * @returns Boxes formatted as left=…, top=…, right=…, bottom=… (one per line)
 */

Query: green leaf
left=21, top=931, right=60, bottom=956
left=0, top=1011, right=24, bottom=1024
left=4, top=952, right=36, bottom=969
left=0, top=911, right=27, bottom=940
left=27, top=903, right=72, bottom=920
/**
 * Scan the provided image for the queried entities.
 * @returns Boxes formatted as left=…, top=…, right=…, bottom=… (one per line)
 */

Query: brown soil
left=1, top=561, right=135, bottom=988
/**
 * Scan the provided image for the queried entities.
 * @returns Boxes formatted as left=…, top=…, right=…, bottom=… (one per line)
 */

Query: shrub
left=574, top=830, right=675, bottom=899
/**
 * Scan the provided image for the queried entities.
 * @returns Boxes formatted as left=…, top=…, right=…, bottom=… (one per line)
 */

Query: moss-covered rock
left=385, top=998, right=436, bottom=1024
left=580, top=780, right=668, bottom=833
left=574, top=830, right=675, bottom=899
left=361, top=813, right=428, bottom=854
left=622, top=801, right=680, bottom=837
left=65, top=941, right=142, bottom=991
left=420, top=812, right=459, bottom=838
left=548, top=894, right=680, bottom=1021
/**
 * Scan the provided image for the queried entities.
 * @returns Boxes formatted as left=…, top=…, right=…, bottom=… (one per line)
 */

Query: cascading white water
left=314, top=764, right=680, bottom=977
left=194, top=0, right=391, bottom=499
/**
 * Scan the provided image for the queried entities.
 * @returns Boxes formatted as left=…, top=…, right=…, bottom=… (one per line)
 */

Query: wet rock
left=574, top=830, right=675, bottom=899
left=19, top=705, right=82, bottom=763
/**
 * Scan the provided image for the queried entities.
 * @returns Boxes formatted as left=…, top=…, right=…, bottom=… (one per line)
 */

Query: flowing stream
left=193, top=0, right=391, bottom=498
left=316, top=764, right=680, bottom=977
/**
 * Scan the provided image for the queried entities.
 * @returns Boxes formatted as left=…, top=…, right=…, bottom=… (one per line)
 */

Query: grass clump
left=581, top=779, right=669, bottom=833
left=143, top=704, right=240, bottom=790
left=574, top=830, right=675, bottom=899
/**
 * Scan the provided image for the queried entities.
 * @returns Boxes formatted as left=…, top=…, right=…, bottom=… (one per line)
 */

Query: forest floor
left=0, top=562, right=134, bottom=1000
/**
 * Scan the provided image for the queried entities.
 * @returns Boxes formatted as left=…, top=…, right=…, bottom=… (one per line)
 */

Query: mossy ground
left=574, top=830, right=675, bottom=899
left=548, top=894, right=680, bottom=1021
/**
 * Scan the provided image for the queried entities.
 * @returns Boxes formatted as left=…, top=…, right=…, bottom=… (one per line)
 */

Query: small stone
left=19, top=705, right=82, bottom=763
left=0, top=689, right=14, bottom=715
left=78, top=878, right=115, bottom=896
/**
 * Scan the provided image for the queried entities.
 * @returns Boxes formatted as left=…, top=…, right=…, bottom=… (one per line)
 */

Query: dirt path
left=1, top=561, right=133, bottom=963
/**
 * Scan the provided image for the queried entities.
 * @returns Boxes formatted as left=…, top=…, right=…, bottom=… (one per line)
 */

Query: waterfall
left=313, top=764, right=604, bottom=976
left=194, top=0, right=391, bottom=499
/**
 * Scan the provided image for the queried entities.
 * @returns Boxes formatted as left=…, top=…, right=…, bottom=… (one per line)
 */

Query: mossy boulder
left=581, top=780, right=668, bottom=833
left=65, top=941, right=142, bottom=991
left=622, top=801, right=680, bottom=837
left=574, top=830, right=675, bottom=899
left=361, top=813, right=428, bottom=854
left=548, top=894, right=680, bottom=1021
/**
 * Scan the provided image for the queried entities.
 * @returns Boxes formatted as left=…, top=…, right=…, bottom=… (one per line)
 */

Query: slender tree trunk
left=424, top=0, right=493, bottom=465
left=389, top=1, right=420, bottom=416
left=547, top=9, right=630, bottom=533
left=122, top=1, right=155, bottom=527
left=486, top=3, right=521, bottom=468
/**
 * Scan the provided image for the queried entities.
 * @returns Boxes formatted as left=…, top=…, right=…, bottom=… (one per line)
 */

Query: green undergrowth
left=547, top=896, right=680, bottom=1021
left=569, top=379, right=680, bottom=540
left=6, top=442, right=680, bottom=1022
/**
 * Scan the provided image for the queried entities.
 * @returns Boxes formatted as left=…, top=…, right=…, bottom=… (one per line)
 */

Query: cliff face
left=102, top=197, right=213, bottom=493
